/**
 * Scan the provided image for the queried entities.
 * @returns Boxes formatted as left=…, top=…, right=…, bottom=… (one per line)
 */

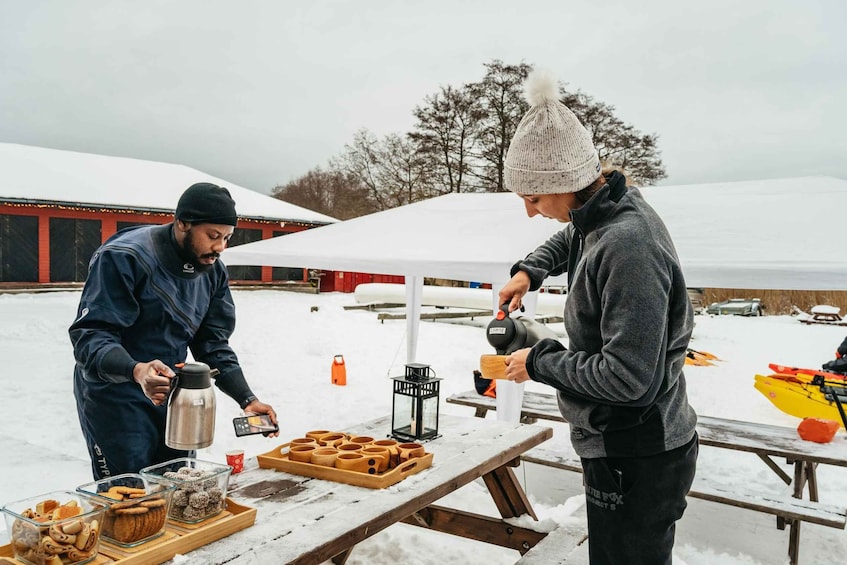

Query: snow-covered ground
left=1, top=289, right=846, bottom=564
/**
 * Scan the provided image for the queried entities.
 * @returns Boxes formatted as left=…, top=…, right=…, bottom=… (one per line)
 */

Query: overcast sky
left=1, top=0, right=844, bottom=195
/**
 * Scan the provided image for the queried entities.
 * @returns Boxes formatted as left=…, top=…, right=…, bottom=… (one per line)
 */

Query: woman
left=499, top=69, right=698, bottom=564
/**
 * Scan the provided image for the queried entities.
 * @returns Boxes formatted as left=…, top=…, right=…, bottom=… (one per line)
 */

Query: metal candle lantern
left=391, top=363, right=442, bottom=442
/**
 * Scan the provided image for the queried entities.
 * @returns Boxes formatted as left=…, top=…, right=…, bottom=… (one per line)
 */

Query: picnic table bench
left=447, top=389, right=847, bottom=565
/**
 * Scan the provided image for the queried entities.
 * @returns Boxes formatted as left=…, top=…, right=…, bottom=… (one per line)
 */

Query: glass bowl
left=139, top=458, right=231, bottom=523
left=76, top=473, right=176, bottom=547
left=1, top=490, right=106, bottom=565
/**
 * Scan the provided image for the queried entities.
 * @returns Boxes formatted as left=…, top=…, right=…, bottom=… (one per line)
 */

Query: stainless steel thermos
left=165, top=362, right=219, bottom=450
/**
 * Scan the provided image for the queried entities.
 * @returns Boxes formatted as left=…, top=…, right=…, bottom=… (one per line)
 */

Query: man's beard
left=180, top=228, right=219, bottom=272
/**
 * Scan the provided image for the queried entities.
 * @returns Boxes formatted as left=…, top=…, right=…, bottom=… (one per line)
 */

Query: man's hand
left=505, top=347, right=533, bottom=383
left=132, top=360, right=175, bottom=406
left=244, top=399, right=280, bottom=438
left=498, top=271, right=531, bottom=313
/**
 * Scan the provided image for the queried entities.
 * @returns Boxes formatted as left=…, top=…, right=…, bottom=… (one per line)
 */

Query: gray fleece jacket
left=513, top=171, right=697, bottom=458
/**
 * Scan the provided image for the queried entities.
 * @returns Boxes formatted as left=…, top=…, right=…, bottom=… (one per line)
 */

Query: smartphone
left=233, top=414, right=279, bottom=437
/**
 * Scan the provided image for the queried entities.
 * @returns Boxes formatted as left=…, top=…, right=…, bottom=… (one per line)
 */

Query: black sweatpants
left=581, top=434, right=698, bottom=565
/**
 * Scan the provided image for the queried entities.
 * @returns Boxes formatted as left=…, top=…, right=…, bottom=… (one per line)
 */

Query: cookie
left=140, top=497, right=167, bottom=508
left=62, top=518, right=84, bottom=535
left=73, top=523, right=90, bottom=550
left=48, top=523, right=76, bottom=545
left=114, top=486, right=147, bottom=496
left=116, top=506, right=149, bottom=515
left=84, top=519, right=99, bottom=552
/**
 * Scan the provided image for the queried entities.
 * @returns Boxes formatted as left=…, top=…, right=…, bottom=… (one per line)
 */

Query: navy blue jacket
left=69, top=223, right=254, bottom=405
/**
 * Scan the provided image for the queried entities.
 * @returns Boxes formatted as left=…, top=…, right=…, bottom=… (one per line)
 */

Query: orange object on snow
left=797, top=418, right=840, bottom=443
left=331, top=355, right=346, bottom=386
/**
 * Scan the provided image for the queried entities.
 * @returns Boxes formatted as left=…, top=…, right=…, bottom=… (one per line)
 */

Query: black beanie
left=175, top=183, right=238, bottom=226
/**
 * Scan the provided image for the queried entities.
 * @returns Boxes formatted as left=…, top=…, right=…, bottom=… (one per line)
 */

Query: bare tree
left=290, top=59, right=669, bottom=219
left=409, top=84, right=484, bottom=194
left=333, top=129, right=434, bottom=210
left=468, top=60, right=532, bottom=192
left=271, top=166, right=376, bottom=220
left=560, top=90, right=667, bottom=186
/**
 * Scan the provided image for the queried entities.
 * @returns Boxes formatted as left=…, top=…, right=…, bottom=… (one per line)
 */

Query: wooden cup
left=336, top=443, right=363, bottom=454
left=335, top=452, right=378, bottom=474
left=291, top=437, right=318, bottom=447
left=372, top=439, right=400, bottom=468
left=289, top=444, right=317, bottom=463
left=305, top=429, right=331, bottom=440
left=310, top=448, right=339, bottom=467
left=397, top=442, right=426, bottom=462
left=317, top=432, right=347, bottom=447
left=348, top=435, right=375, bottom=447
left=360, top=446, right=390, bottom=472
left=479, top=354, right=510, bottom=380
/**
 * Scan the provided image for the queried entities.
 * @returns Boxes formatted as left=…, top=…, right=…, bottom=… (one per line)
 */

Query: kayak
left=685, top=348, right=721, bottom=366
left=754, top=367, right=847, bottom=428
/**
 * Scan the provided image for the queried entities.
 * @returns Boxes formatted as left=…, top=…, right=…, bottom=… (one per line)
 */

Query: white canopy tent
left=223, top=176, right=847, bottom=362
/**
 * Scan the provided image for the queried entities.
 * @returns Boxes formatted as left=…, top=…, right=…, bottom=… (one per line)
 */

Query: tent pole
left=405, top=275, right=423, bottom=363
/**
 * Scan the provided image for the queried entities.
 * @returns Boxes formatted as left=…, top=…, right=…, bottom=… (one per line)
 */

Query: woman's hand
left=505, top=347, right=532, bottom=383
left=498, top=271, right=531, bottom=313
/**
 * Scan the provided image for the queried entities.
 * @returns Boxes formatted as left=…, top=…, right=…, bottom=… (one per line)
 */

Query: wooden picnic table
left=446, top=389, right=847, bottom=564
left=181, top=414, right=553, bottom=564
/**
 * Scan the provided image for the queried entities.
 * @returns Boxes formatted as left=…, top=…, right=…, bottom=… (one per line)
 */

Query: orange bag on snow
left=797, top=418, right=840, bottom=443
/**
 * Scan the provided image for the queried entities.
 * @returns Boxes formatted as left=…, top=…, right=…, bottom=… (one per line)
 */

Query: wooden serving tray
left=257, top=444, right=434, bottom=489
left=0, top=498, right=255, bottom=565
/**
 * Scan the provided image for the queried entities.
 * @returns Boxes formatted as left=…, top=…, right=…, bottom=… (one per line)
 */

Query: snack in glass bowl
left=140, top=458, right=231, bottom=523
left=76, top=473, right=175, bottom=547
left=1, top=490, right=106, bottom=565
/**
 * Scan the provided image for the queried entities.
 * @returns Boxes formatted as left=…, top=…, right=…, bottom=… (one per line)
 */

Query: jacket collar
left=152, top=223, right=204, bottom=278
left=570, top=170, right=628, bottom=234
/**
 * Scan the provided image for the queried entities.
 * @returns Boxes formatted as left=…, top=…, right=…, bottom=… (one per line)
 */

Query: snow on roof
left=0, top=143, right=337, bottom=225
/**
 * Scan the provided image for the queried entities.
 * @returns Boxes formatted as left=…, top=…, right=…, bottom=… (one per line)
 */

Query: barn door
left=0, top=214, right=39, bottom=282
left=50, top=218, right=101, bottom=282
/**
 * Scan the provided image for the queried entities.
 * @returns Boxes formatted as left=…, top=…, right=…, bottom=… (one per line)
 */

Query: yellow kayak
left=754, top=373, right=847, bottom=428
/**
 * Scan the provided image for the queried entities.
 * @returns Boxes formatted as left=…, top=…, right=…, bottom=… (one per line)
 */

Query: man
left=70, top=182, right=278, bottom=479
left=498, top=70, right=698, bottom=565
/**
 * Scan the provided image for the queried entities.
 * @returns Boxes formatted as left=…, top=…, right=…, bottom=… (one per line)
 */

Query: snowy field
left=1, top=289, right=846, bottom=564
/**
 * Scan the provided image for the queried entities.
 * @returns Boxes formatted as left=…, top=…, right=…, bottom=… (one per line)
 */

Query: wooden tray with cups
left=257, top=430, right=434, bottom=489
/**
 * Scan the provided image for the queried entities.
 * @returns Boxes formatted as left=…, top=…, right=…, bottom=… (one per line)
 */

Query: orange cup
left=335, top=452, right=378, bottom=474
left=348, top=435, right=375, bottom=447
left=336, top=443, right=363, bottom=454
left=306, top=429, right=331, bottom=440
left=291, top=437, right=318, bottom=447
left=360, top=446, right=390, bottom=472
left=317, top=432, right=347, bottom=447
left=397, top=442, right=426, bottom=462
left=288, top=444, right=317, bottom=463
left=310, top=448, right=339, bottom=467
left=373, top=439, right=400, bottom=468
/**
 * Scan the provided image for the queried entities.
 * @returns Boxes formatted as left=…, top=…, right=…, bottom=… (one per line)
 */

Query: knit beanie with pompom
left=504, top=69, right=601, bottom=195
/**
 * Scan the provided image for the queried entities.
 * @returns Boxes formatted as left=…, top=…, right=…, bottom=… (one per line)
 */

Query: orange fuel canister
left=331, top=355, right=347, bottom=385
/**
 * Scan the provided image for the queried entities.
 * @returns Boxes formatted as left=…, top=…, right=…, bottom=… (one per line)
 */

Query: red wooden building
left=0, top=143, right=396, bottom=292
